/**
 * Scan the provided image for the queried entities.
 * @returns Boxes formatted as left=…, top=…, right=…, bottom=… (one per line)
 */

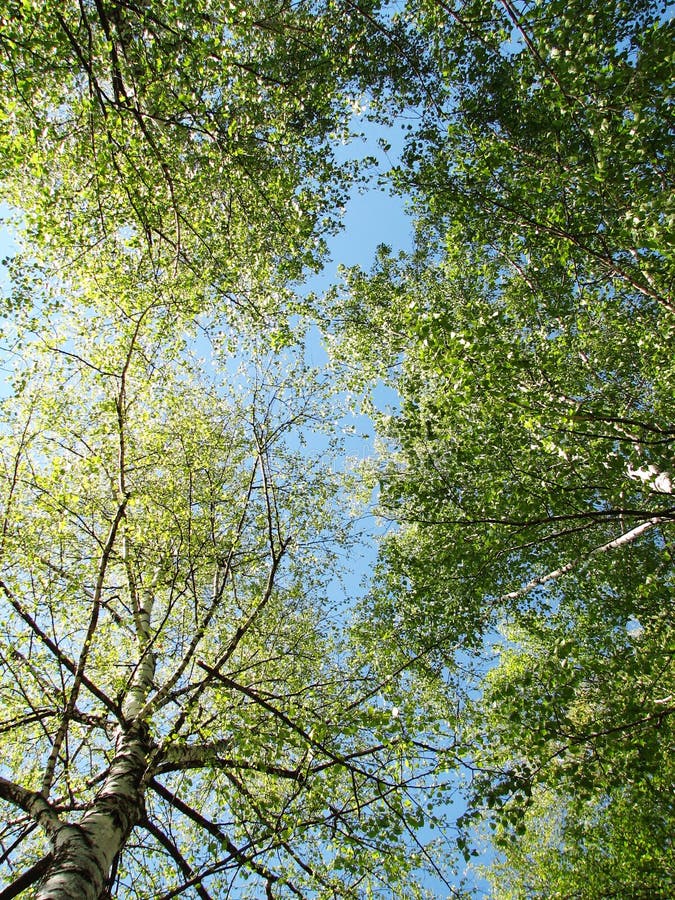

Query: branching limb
left=0, top=778, right=61, bottom=837
left=140, top=817, right=214, bottom=900
left=148, top=780, right=297, bottom=897
left=0, top=579, right=122, bottom=720
left=41, top=497, right=129, bottom=796
left=137, top=461, right=261, bottom=721
left=195, top=663, right=394, bottom=791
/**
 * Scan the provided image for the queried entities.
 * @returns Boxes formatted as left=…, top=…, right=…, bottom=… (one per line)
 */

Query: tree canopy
left=0, top=0, right=673, bottom=897
left=0, top=257, right=459, bottom=896
left=329, top=0, right=673, bottom=893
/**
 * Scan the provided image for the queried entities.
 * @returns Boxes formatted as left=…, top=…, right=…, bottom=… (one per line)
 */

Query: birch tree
left=0, top=4, right=464, bottom=896
left=0, top=254, right=459, bottom=898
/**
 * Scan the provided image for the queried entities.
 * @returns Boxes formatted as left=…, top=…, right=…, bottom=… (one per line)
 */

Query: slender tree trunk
left=35, top=725, right=149, bottom=900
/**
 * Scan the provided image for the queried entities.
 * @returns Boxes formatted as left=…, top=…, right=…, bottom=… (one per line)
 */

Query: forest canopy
left=0, top=1, right=672, bottom=897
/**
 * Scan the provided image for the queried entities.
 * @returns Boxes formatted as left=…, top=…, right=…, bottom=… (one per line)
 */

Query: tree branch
left=42, top=497, right=129, bottom=794
left=137, top=461, right=261, bottom=721
left=0, top=854, right=53, bottom=900
left=148, top=780, right=289, bottom=897
left=0, top=777, right=61, bottom=836
left=156, top=740, right=303, bottom=782
left=0, top=578, right=122, bottom=720
left=140, top=818, right=213, bottom=900
left=499, top=517, right=666, bottom=604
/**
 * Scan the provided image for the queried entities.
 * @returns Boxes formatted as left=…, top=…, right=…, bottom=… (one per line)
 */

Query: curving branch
left=0, top=777, right=61, bottom=837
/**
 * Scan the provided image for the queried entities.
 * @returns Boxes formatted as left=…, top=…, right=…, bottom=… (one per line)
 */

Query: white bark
left=500, top=517, right=664, bottom=604
left=35, top=726, right=149, bottom=900
left=122, top=646, right=156, bottom=722
left=0, top=777, right=62, bottom=837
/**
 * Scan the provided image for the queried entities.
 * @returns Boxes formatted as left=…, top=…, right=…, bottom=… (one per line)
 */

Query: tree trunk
left=35, top=725, right=149, bottom=900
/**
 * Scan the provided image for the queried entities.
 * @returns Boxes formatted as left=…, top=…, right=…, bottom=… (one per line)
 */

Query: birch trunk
left=35, top=724, right=149, bottom=900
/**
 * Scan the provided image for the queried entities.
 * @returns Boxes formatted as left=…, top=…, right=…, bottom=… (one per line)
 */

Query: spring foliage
left=0, top=0, right=673, bottom=897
